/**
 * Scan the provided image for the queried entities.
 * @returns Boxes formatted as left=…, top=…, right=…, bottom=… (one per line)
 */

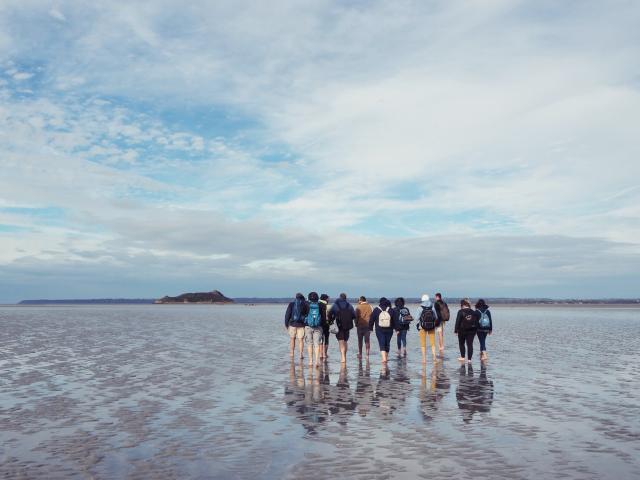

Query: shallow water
left=0, top=304, right=639, bottom=479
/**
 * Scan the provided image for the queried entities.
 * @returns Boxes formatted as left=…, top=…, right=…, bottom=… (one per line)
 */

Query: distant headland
left=154, top=290, right=234, bottom=304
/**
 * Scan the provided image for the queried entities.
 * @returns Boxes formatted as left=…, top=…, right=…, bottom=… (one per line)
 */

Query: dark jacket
left=319, top=299, right=330, bottom=330
left=329, top=299, right=356, bottom=330
left=454, top=307, right=479, bottom=334
left=369, top=298, right=394, bottom=332
left=392, top=298, right=411, bottom=331
left=285, top=294, right=309, bottom=328
left=476, top=307, right=493, bottom=333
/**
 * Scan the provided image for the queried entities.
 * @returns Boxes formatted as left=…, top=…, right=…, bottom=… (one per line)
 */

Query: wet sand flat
left=1, top=304, right=639, bottom=479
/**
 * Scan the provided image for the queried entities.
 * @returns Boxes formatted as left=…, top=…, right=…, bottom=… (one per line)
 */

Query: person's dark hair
left=295, top=292, right=305, bottom=300
left=379, top=297, right=391, bottom=308
left=435, top=292, right=442, bottom=300
left=320, top=293, right=329, bottom=301
left=339, top=292, right=347, bottom=300
left=460, top=298, right=471, bottom=308
left=359, top=296, right=366, bottom=302
left=475, top=298, right=488, bottom=310
left=394, top=297, right=405, bottom=307
left=308, top=291, right=319, bottom=302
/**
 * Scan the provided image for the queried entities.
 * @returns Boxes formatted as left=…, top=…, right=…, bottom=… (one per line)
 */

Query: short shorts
left=304, top=326, right=324, bottom=346
left=288, top=326, right=305, bottom=340
left=336, top=328, right=351, bottom=341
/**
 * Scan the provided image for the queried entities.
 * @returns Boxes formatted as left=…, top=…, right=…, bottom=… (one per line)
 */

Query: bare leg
left=289, top=337, right=295, bottom=357
left=357, top=330, right=363, bottom=358
left=314, top=344, right=320, bottom=367
left=339, top=340, right=347, bottom=363
left=438, top=327, right=444, bottom=354
left=307, top=342, right=313, bottom=367
left=298, top=337, right=304, bottom=359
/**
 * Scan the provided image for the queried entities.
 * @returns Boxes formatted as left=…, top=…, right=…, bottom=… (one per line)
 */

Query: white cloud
left=49, top=8, right=66, bottom=22
left=12, top=71, right=33, bottom=80
left=0, top=0, right=639, bottom=300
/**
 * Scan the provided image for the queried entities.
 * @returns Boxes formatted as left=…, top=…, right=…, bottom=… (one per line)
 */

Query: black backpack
left=337, top=303, right=354, bottom=330
left=398, top=307, right=413, bottom=327
left=438, top=301, right=450, bottom=322
left=419, top=306, right=436, bottom=331
left=462, top=310, right=476, bottom=330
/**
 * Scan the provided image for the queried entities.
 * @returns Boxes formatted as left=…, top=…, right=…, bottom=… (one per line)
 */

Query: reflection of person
left=418, top=364, right=450, bottom=421
left=283, top=363, right=332, bottom=435
left=390, top=361, right=412, bottom=416
left=354, top=363, right=374, bottom=417
left=455, top=363, right=494, bottom=423
left=283, top=362, right=307, bottom=427
left=330, top=365, right=357, bottom=426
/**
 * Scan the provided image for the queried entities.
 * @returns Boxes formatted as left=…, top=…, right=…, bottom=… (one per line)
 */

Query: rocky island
left=154, top=290, right=234, bottom=304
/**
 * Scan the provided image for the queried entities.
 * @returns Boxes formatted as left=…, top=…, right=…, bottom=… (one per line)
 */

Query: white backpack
left=378, top=307, right=391, bottom=328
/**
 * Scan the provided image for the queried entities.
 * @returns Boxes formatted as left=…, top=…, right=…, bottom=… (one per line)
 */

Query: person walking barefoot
left=475, top=299, right=493, bottom=361
left=304, top=292, right=326, bottom=368
left=417, top=294, right=438, bottom=365
left=434, top=293, right=450, bottom=356
left=369, top=297, right=394, bottom=364
left=355, top=296, right=373, bottom=361
left=319, top=294, right=330, bottom=360
left=329, top=293, right=356, bottom=364
left=454, top=298, right=478, bottom=364
left=393, top=297, right=412, bottom=358
left=285, top=293, right=309, bottom=360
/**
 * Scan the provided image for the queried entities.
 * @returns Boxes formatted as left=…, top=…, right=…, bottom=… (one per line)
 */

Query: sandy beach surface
left=1, top=304, right=638, bottom=479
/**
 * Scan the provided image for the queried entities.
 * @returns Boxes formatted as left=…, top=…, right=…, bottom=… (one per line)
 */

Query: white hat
left=420, top=294, right=430, bottom=302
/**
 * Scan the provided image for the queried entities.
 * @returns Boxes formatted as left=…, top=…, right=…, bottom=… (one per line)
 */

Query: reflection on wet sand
left=419, top=363, right=450, bottom=421
left=456, top=363, right=494, bottom=423
left=284, top=359, right=419, bottom=430
left=3, top=304, right=640, bottom=479
left=283, top=362, right=356, bottom=433
left=354, top=363, right=373, bottom=418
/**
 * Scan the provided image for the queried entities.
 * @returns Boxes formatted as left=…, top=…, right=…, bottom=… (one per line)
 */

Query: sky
left=0, top=0, right=639, bottom=302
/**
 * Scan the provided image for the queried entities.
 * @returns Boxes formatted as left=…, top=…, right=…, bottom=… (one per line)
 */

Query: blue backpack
left=479, top=310, right=491, bottom=329
left=306, top=302, right=322, bottom=328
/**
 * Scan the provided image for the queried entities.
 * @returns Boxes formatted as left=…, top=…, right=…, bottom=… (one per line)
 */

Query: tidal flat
left=0, top=304, right=638, bottom=479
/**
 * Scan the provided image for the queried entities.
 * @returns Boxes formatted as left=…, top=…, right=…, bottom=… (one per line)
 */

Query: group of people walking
left=284, top=293, right=494, bottom=367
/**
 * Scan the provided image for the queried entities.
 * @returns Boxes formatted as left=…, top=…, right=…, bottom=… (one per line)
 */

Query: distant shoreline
left=8, top=300, right=640, bottom=308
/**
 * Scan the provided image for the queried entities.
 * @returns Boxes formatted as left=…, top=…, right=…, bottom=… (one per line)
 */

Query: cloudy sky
left=1, top=1, right=639, bottom=302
